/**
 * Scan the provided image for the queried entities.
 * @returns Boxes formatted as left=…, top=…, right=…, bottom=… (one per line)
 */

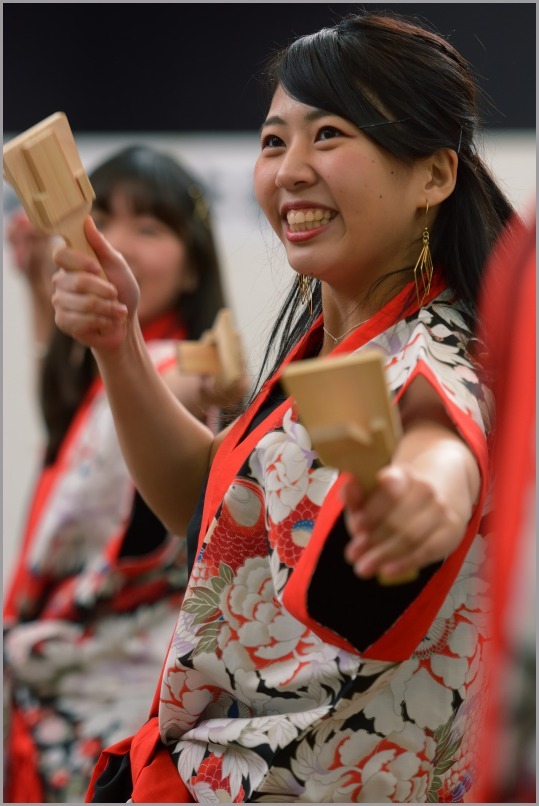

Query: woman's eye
left=261, top=133, right=284, bottom=149
left=317, top=126, right=342, bottom=141
left=135, top=219, right=163, bottom=236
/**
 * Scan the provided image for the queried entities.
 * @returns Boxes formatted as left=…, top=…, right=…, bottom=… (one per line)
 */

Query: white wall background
left=2, top=130, right=536, bottom=586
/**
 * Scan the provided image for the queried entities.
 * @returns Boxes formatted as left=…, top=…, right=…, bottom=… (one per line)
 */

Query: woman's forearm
left=94, top=320, right=214, bottom=535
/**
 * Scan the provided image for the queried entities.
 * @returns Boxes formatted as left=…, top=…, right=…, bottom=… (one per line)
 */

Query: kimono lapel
left=196, top=276, right=447, bottom=554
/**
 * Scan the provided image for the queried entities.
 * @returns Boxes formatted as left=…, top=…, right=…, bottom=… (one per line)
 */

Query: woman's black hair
left=89, top=145, right=225, bottom=338
left=41, top=145, right=226, bottom=465
left=250, top=10, right=515, bottom=400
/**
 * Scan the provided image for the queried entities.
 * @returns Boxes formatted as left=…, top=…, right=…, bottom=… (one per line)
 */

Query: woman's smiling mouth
left=286, top=208, right=337, bottom=234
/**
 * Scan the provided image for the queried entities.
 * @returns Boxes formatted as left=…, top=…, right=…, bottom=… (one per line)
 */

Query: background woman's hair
left=250, top=10, right=515, bottom=401
left=41, top=145, right=226, bottom=465
left=90, top=145, right=225, bottom=338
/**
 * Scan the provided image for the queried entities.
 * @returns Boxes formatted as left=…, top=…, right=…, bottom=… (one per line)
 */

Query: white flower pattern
left=159, top=293, right=492, bottom=802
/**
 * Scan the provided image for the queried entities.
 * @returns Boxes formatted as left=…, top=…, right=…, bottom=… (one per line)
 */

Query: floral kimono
left=88, top=276, right=493, bottom=804
left=3, top=320, right=190, bottom=804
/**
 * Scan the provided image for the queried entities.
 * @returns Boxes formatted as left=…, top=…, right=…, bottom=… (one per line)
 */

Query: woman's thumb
left=83, top=215, right=118, bottom=265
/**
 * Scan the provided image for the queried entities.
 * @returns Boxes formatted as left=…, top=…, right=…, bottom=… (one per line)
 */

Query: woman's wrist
left=92, top=315, right=146, bottom=377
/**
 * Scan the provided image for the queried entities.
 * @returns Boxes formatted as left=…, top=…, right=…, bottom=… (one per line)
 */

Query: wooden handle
left=377, top=568, right=419, bottom=586
left=176, top=308, right=244, bottom=389
left=177, top=341, right=220, bottom=375
left=58, top=216, right=99, bottom=262
left=213, top=309, right=243, bottom=387
left=281, top=351, right=418, bottom=586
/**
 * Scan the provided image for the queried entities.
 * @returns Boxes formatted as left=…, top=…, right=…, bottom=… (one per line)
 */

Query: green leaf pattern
left=181, top=562, right=233, bottom=654
left=427, top=715, right=463, bottom=802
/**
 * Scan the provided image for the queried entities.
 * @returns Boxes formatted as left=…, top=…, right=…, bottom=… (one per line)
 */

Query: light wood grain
left=3, top=112, right=101, bottom=267
left=177, top=308, right=244, bottom=390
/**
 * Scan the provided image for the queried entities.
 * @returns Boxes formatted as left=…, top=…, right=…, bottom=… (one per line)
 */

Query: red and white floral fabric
left=4, top=336, right=188, bottom=803
left=153, top=278, right=493, bottom=803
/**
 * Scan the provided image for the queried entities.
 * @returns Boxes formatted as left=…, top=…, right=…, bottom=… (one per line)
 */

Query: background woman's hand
left=6, top=210, right=58, bottom=349
left=199, top=368, right=249, bottom=410
left=51, top=217, right=134, bottom=351
left=6, top=210, right=54, bottom=287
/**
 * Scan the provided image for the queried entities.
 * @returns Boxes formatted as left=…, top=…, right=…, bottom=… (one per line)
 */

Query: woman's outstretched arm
left=52, top=217, right=216, bottom=535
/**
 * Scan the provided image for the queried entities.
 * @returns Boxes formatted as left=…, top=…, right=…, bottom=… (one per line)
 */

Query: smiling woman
left=45, top=9, right=517, bottom=804
left=255, top=86, right=458, bottom=326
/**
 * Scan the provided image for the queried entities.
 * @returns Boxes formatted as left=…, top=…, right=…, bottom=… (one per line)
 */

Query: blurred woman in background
left=3, top=145, right=244, bottom=803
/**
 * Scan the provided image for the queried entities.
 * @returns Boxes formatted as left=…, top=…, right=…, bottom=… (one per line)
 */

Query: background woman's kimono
left=3, top=325, right=190, bottom=803
left=88, top=276, right=493, bottom=804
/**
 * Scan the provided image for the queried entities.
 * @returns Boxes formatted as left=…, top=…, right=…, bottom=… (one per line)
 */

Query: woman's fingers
left=53, top=286, right=127, bottom=320
left=343, top=467, right=412, bottom=557
left=54, top=301, right=127, bottom=336
left=343, top=464, right=465, bottom=579
left=52, top=243, right=103, bottom=276
left=52, top=217, right=141, bottom=319
left=349, top=509, right=446, bottom=578
left=52, top=268, right=128, bottom=344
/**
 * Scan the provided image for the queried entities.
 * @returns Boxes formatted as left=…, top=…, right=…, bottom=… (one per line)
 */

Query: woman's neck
left=319, top=269, right=413, bottom=354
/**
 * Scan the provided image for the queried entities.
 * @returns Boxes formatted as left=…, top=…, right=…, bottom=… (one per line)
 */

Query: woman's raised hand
left=51, top=217, right=133, bottom=350
left=6, top=210, right=58, bottom=348
left=6, top=209, right=53, bottom=286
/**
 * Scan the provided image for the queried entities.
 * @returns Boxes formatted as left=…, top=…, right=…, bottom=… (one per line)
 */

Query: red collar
left=229, top=274, right=447, bottom=450
left=141, top=310, right=187, bottom=342
left=198, top=275, right=448, bottom=545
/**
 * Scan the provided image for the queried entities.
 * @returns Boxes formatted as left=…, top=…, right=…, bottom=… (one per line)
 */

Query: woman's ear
left=422, top=148, right=458, bottom=206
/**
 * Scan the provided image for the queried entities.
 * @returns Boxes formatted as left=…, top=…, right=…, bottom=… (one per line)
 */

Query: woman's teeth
left=287, top=208, right=335, bottom=232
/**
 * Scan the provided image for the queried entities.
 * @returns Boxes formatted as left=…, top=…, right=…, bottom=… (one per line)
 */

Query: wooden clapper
left=3, top=111, right=103, bottom=271
left=282, top=349, right=418, bottom=584
left=177, top=308, right=244, bottom=391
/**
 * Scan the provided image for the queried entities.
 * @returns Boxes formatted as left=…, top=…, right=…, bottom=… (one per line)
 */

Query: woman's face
left=92, top=191, right=197, bottom=325
left=254, top=85, right=427, bottom=298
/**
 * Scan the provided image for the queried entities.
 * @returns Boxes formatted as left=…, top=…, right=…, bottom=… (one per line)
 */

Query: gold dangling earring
left=413, top=203, right=434, bottom=306
left=297, top=274, right=313, bottom=315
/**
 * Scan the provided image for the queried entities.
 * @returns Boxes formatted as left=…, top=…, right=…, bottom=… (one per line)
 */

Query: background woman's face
left=92, top=192, right=197, bottom=324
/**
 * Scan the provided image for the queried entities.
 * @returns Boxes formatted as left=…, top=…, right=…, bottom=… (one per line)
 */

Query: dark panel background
left=3, top=3, right=536, bottom=133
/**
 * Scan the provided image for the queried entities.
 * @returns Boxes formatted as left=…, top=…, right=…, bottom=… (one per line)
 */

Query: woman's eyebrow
left=260, top=115, right=285, bottom=132
left=260, top=108, right=331, bottom=132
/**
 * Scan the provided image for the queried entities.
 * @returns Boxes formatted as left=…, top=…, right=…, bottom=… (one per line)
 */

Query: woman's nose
left=275, top=144, right=317, bottom=190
